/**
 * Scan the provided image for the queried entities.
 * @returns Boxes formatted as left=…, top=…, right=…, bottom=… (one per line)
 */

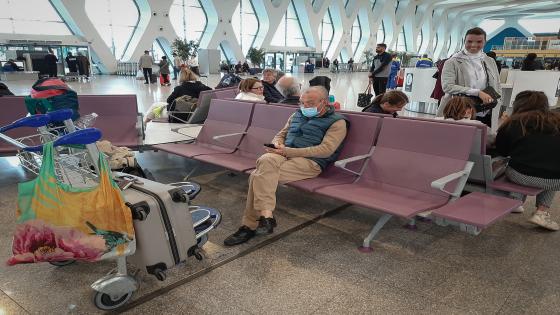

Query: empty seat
left=316, top=118, right=476, bottom=248
left=195, top=103, right=295, bottom=171
left=154, top=99, right=254, bottom=157
left=288, top=113, right=382, bottom=192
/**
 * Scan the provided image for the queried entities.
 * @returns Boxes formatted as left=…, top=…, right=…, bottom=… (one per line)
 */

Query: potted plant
left=172, top=38, right=200, bottom=63
left=246, top=47, right=265, bottom=68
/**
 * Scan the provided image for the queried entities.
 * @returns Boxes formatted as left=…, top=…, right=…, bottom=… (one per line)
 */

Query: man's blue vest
left=285, top=106, right=346, bottom=170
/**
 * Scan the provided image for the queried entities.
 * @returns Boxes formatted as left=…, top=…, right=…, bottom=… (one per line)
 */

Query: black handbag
left=357, top=83, right=373, bottom=107
left=454, top=62, right=501, bottom=112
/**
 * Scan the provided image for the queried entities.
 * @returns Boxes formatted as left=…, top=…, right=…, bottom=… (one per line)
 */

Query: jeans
left=173, top=66, right=180, bottom=80
left=142, top=68, right=153, bottom=83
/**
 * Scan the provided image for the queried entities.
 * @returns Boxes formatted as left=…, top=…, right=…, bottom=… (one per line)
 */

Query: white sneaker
left=511, top=205, right=525, bottom=213
left=528, top=211, right=560, bottom=231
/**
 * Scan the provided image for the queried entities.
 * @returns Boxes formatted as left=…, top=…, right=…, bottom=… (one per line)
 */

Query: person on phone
left=437, top=27, right=501, bottom=128
left=224, top=86, right=348, bottom=246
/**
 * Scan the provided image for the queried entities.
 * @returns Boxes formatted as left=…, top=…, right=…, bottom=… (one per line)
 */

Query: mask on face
left=300, top=106, right=318, bottom=118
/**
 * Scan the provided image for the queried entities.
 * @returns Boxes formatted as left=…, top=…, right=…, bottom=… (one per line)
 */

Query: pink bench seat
left=432, top=192, right=522, bottom=228
left=489, top=176, right=543, bottom=196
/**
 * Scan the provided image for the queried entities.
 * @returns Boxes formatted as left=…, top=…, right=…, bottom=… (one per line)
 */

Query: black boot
left=224, top=226, right=256, bottom=246
left=256, top=216, right=277, bottom=235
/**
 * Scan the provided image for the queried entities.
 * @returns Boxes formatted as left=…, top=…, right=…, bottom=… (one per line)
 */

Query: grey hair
left=262, top=68, right=277, bottom=75
left=304, top=86, right=329, bottom=101
left=277, top=80, right=301, bottom=97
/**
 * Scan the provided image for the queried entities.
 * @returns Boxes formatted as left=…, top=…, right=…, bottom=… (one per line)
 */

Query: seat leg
left=183, top=160, right=201, bottom=180
left=404, top=218, right=417, bottom=230
left=358, top=214, right=392, bottom=253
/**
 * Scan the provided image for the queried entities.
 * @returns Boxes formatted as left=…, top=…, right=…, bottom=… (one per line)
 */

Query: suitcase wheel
left=93, top=290, right=133, bottom=310
left=154, top=269, right=167, bottom=281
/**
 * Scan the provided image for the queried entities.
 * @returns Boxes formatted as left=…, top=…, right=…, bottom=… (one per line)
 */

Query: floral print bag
left=7, top=142, right=135, bottom=265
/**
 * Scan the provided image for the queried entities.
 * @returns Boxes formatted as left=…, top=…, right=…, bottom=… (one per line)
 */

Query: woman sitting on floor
left=495, top=90, right=560, bottom=231
left=235, top=78, right=265, bottom=102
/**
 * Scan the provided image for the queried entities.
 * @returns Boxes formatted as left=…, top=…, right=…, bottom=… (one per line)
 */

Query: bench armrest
left=431, top=168, right=471, bottom=197
left=334, top=153, right=372, bottom=176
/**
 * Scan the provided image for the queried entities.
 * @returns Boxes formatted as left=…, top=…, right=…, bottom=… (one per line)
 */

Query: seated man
left=224, top=86, right=348, bottom=246
left=276, top=76, right=302, bottom=105
left=261, top=68, right=284, bottom=103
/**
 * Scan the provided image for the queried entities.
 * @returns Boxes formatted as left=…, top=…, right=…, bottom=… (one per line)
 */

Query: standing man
left=416, top=54, right=433, bottom=68
left=76, top=52, right=91, bottom=79
left=44, top=49, right=58, bottom=77
left=65, top=52, right=78, bottom=74
left=348, top=57, right=354, bottom=72
left=369, top=43, right=392, bottom=95
left=139, top=50, right=154, bottom=84
left=172, top=53, right=182, bottom=80
left=332, top=58, right=339, bottom=72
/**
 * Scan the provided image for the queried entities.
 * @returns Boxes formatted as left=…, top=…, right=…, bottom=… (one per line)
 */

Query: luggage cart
left=1, top=112, right=221, bottom=311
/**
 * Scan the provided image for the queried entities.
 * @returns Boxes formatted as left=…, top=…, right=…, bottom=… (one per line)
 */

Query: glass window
left=271, top=0, right=307, bottom=47
left=396, top=26, right=406, bottom=51
left=377, top=21, right=385, bottom=44
left=169, top=0, right=208, bottom=42
left=152, top=39, right=167, bottom=61
left=519, top=18, right=560, bottom=34
left=232, top=0, right=259, bottom=56
left=319, top=8, right=334, bottom=54
left=351, top=16, right=361, bottom=57
left=0, top=0, right=71, bottom=35
left=478, top=19, right=505, bottom=35
left=85, top=0, right=139, bottom=60
left=370, top=0, right=377, bottom=11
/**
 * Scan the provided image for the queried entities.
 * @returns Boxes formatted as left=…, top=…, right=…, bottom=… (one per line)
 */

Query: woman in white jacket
left=235, top=78, right=266, bottom=102
left=438, top=27, right=501, bottom=128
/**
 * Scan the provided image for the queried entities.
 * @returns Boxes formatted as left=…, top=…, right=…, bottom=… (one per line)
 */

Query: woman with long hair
left=362, top=90, right=409, bottom=117
left=496, top=90, right=560, bottom=230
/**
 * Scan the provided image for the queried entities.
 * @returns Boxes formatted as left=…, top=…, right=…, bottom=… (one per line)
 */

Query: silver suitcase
left=114, top=173, right=198, bottom=281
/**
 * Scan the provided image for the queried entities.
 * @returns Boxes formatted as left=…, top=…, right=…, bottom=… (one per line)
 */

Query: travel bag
left=115, top=173, right=199, bottom=281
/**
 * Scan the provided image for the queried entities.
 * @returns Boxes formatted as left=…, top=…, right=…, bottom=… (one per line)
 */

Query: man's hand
left=479, top=90, right=494, bottom=104
left=265, top=143, right=286, bottom=156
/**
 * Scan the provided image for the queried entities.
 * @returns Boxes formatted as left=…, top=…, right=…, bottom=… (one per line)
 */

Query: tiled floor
left=1, top=73, right=559, bottom=314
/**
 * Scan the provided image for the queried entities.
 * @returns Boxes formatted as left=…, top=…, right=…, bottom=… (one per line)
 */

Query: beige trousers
left=242, top=153, right=322, bottom=229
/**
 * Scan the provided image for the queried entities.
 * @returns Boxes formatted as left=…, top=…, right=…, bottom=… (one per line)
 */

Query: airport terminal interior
left=1, top=0, right=560, bottom=314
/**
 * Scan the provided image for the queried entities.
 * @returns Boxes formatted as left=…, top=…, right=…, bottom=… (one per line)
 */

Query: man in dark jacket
left=65, top=52, right=78, bottom=73
left=369, top=43, right=391, bottom=95
left=77, top=52, right=90, bottom=78
left=276, top=76, right=301, bottom=105
left=44, top=49, right=58, bottom=77
left=262, top=68, right=284, bottom=103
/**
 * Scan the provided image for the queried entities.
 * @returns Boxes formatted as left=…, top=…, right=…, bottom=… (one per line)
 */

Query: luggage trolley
left=0, top=111, right=222, bottom=311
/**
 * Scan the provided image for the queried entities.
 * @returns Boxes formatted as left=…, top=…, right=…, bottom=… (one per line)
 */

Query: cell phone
left=263, top=143, right=276, bottom=148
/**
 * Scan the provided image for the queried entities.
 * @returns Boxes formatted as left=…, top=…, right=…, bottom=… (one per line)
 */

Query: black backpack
left=215, top=73, right=242, bottom=89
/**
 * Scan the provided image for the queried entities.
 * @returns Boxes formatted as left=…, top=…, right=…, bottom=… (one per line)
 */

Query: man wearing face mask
left=437, top=27, right=501, bottom=127
left=224, top=86, right=348, bottom=246
left=369, top=43, right=392, bottom=96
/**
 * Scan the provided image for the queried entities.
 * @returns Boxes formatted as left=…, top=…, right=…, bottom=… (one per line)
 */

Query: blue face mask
left=300, top=106, right=319, bottom=118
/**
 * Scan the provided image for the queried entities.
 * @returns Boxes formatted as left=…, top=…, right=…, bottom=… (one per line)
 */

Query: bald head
left=276, top=76, right=301, bottom=97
